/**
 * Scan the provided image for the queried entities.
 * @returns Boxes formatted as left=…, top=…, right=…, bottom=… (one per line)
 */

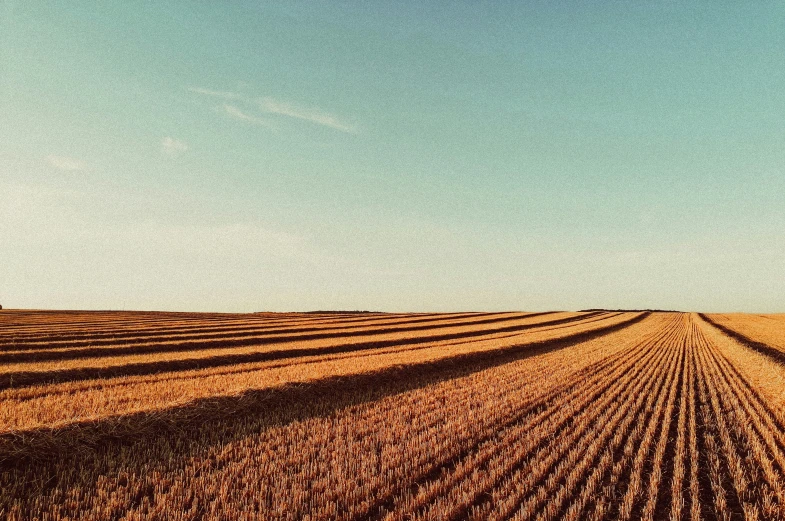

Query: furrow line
left=693, top=327, right=744, bottom=521
left=348, top=315, right=661, bottom=521
left=545, top=316, right=685, bottom=521
left=667, top=318, right=690, bottom=521
left=526, top=325, right=681, bottom=521
left=580, top=315, right=689, bottom=521
left=609, top=317, right=686, bottom=520
left=0, top=314, right=613, bottom=386
left=407, top=315, right=682, bottom=521
left=697, top=318, right=785, bottom=517
left=0, top=312, right=529, bottom=354
left=583, top=316, right=689, bottom=521
left=640, top=314, right=689, bottom=521
left=0, top=313, right=648, bottom=465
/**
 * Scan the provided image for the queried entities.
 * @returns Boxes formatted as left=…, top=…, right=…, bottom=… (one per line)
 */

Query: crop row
left=0, top=312, right=668, bottom=520
left=0, top=312, right=512, bottom=349
left=0, top=312, right=637, bottom=433
left=1, top=310, right=784, bottom=520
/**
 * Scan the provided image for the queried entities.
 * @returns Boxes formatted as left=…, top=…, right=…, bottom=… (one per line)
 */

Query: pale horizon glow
left=1, top=2, right=784, bottom=313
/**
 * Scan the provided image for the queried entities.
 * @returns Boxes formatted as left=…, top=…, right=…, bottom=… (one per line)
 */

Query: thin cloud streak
left=188, top=86, right=356, bottom=133
left=187, top=87, right=240, bottom=100
left=259, top=97, right=356, bottom=133
left=220, top=104, right=275, bottom=128
left=46, top=156, right=85, bottom=171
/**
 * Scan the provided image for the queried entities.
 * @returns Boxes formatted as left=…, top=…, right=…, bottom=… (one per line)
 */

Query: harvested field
left=1, top=309, right=785, bottom=520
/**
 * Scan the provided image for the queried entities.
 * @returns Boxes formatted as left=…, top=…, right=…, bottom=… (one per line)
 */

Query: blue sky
left=1, top=1, right=784, bottom=312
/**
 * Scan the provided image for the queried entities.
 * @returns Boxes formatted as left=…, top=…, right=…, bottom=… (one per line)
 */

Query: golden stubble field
left=1, top=309, right=784, bottom=520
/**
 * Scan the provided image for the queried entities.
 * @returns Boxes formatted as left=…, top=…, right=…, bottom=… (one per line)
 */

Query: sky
left=1, top=1, right=784, bottom=313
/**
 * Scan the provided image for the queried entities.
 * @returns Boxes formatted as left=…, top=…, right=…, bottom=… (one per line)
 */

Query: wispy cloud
left=46, top=155, right=85, bottom=171
left=187, top=86, right=240, bottom=100
left=188, top=86, right=357, bottom=133
left=220, top=104, right=275, bottom=127
left=161, top=137, right=188, bottom=156
left=258, top=97, right=356, bottom=133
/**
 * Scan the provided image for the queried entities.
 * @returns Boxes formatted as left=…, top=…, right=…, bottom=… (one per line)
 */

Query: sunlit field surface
left=2, top=309, right=785, bottom=520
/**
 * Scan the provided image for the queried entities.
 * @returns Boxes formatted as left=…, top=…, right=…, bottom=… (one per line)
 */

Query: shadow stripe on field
left=0, top=313, right=603, bottom=388
left=0, top=312, right=648, bottom=466
left=699, top=313, right=785, bottom=365
left=0, top=311, right=464, bottom=345
left=0, top=312, right=545, bottom=359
